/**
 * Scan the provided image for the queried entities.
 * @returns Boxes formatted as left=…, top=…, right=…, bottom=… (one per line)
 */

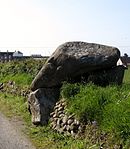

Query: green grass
left=0, top=60, right=130, bottom=148
left=0, top=60, right=100, bottom=148
left=61, top=82, right=130, bottom=146
left=0, top=73, right=33, bottom=87
left=0, top=59, right=46, bottom=87
left=0, top=93, right=97, bottom=149
left=62, top=83, right=130, bottom=122
left=123, top=66, right=130, bottom=84
left=0, top=58, right=46, bottom=82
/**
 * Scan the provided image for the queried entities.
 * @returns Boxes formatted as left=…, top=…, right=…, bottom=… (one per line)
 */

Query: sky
left=0, top=0, right=130, bottom=56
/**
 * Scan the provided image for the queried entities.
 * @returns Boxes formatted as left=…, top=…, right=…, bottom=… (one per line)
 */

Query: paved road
left=0, top=112, right=36, bottom=149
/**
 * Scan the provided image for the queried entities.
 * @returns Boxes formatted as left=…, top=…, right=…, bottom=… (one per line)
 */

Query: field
left=0, top=60, right=130, bottom=149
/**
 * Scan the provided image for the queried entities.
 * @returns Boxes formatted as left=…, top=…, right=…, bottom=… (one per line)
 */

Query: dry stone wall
left=49, top=99, right=84, bottom=138
left=0, top=81, right=30, bottom=98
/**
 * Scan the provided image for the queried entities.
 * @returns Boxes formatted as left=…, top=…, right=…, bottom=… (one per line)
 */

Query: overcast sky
left=0, top=0, right=130, bottom=56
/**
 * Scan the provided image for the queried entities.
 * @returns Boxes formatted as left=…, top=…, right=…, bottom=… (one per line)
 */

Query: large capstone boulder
left=31, top=42, right=120, bottom=91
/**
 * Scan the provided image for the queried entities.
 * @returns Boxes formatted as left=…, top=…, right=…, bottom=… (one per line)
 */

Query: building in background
left=13, top=51, right=23, bottom=57
left=0, top=50, right=49, bottom=62
left=0, top=51, right=14, bottom=62
left=0, top=51, right=23, bottom=62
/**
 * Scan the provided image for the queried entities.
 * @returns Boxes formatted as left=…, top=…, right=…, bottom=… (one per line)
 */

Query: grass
left=0, top=58, right=46, bottom=87
left=61, top=83, right=130, bottom=125
left=62, top=83, right=130, bottom=141
left=123, top=66, right=130, bottom=84
left=0, top=60, right=130, bottom=148
left=61, top=71, right=130, bottom=147
left=0, top=93, right=97, bottom=149
left=0, top=73, right=33, bottom=87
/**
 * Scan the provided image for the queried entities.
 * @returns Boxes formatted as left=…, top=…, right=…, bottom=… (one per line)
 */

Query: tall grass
left=61, top=82, right=130, bottom=143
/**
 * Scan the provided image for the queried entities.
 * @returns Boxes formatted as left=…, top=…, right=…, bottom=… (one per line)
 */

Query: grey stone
left=54, top=104, right=60, bottom=110
left=63, top=125, right=67, bottom=131
left=54, top=109, right=59, bottom=115
left=57, top=118, right=62, bottom=125
left=70, top=123, right=79, bottom=133
left=53, top=114, right=57, bottom=118
left=67, top=119, right=74, bottom=125
left=71, top=130, right=76, bottom=137
left=52, top=124, right=57, bottom=129
left=50, top=112, right=55, bottom=116
left=61, top=102, right=66, bottom=107
left=74, top=119, right=80, bottom=125
left=66, top=125, right=71, bottom=131
left=59, top=113, right=65, bottom=118
left=58, top=106, right=64, bottom=111
left=53, top=118, right=58, bottom=122
left=70, top=123, right=75, bottom=130
left=28, top=88, right=60, bottom=125
left=54, top=125, right=60, bottom=130
left=0, top=83, right=4, bottom=90
left=31, top=41, right=120, bottom=91
left=78, top=126, right=83, bottom=132
left=62, top=115, right=68, bottom=124
left=58, top=128, right=64, bottom=134
left=68, top=114, right=75, bottom=119
left=57, top=110, right=64, bottom=115
left=56, top=101, right=60, bottom=106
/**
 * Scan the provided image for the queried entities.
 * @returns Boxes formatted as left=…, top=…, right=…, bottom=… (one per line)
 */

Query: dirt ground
left=0, top=112, right=36, bottom=149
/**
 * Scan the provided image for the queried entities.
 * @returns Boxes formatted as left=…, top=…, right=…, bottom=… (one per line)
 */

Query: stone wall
left=49, top=99, right=84, bottom=138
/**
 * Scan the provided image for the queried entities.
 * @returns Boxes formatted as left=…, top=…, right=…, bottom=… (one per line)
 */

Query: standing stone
left=28, top=88, right=60, bottom=125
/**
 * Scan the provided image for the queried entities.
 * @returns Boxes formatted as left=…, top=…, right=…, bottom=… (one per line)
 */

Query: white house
left=13, top=51, right=23, bottom=57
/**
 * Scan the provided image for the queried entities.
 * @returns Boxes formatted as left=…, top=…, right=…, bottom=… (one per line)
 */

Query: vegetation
left=0, top=60, right=130, bottom=148
left=61, top=83, right=130, bottom=144
left=0, top=59, right=46, bottom=87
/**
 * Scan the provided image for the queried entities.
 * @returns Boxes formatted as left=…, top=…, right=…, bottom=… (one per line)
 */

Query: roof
left=14, top=51, right=23, bottom=54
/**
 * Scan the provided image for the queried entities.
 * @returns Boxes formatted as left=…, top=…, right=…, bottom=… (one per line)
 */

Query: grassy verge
left=0, top=59, right=99, bottom=149
left=0, top=58, right=46, bottom=87
left=0, top=93, right=96, bottom=149
left=0, top=60, right=130, bottom=148
left=61, top=83, right=130, bottom=145
left=0, top=85, right=130, bottom=149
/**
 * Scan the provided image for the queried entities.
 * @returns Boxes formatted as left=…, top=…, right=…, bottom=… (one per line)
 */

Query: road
left=0, top=112, right=36, bottom=149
